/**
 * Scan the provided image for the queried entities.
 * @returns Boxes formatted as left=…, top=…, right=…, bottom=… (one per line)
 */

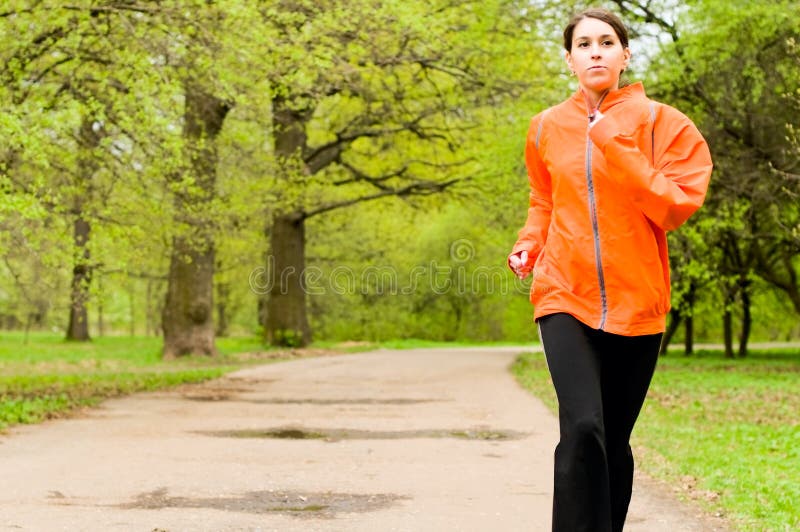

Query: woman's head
left=563, top=8, right=631, bottom=101
left=563, top=9, right=629, bottom=52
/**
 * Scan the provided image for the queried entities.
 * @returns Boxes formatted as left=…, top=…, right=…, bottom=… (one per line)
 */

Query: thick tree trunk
left=262, top=97, right=313, bottom=347
left=738, top=283, right=751, bottom=357
left=163, top=237, right=216, bottom=357
left=66, top=216, right=91, bottom=341
left=162, top=85, right=230, bottom=358
left=264, top=212, right=311, bottom=346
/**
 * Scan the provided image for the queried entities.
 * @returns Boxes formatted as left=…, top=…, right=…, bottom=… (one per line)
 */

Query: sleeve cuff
left=511, top=243, right=532, bottom=255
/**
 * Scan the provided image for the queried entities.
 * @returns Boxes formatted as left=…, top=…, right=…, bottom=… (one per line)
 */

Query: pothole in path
left=245, top=398, right=443, bottom=405
left=197, top=426, right=529, bottom=441
left=116, top=488, right=407, bottom=518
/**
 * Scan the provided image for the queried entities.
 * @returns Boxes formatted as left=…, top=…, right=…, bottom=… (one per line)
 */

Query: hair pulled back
left=563, top=8, right=629, bottom=51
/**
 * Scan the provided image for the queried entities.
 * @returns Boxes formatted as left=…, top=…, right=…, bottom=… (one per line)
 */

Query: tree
left=1, top=2, right=184, bottom=343
left=161, top=85, right=232, bottom=357
left=613, top=0, right=800, bottom=355
left=1, top=5, right=121, bottom=341
left=36, top=2, right=273, bottom=356
left=258, top=0, right=539, bottom=346
left=154, top=3, right=281, bottom=356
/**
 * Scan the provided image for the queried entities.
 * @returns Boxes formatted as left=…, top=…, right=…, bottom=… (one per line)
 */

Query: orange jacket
left=511, top=83, right=712, bottom=336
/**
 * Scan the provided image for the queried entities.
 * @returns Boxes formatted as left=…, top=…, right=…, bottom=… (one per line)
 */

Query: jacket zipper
left=585, top=133, right=608, bottom=329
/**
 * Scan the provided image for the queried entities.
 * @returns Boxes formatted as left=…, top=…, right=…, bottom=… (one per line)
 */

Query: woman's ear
left=623, top=47, right=631, bottom=71
left=565, top=51, right=574, bottom=75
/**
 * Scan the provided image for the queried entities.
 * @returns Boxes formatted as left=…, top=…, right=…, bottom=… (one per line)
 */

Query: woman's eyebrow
left=574, top=33, right=616, bottom=41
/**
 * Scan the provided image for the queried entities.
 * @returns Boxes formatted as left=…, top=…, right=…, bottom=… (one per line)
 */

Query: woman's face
left=565, top=17, right=631, bottom=101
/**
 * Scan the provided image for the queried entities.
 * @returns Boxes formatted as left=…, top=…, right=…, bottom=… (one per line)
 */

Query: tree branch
left=304, top=176, right=460, bottom=220
left=610, top=0, right=680, bottom=43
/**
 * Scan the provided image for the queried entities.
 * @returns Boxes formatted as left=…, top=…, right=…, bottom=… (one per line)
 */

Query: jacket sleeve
left=589, top=104, right=712, bottom=231
left=511, top=114, right=552, bottom=271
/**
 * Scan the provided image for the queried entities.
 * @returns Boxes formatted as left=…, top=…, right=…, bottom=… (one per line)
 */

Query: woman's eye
left=603, top=40, right=614, bottom=46
left=578, top=42, right=589, bottom=47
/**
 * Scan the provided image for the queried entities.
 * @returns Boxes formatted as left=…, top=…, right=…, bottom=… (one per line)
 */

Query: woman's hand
left=588, top=109, right=604, bottom=128
left=508, top=250, right=532, bottom=279
left=582, top=89, right=607, bottom=128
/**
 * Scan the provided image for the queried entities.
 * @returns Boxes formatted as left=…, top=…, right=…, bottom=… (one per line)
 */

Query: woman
left=508, top=8, right=712, bottom=532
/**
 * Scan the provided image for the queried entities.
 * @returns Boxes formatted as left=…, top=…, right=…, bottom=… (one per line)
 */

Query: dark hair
left=563, top=8, right=629, bottom=51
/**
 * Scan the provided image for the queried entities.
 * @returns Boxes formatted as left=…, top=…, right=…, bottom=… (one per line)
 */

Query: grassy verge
left=0, top=332, right=356, bottom=431
left=511, top=346, right=800, bottom=532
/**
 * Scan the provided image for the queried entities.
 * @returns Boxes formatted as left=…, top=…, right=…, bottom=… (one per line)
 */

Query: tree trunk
left=264, top=212, right=311, bottom=346
left=162, top=85, right=230, bottom=358
left=660, top=308, right=681, bottom=356
left=215, top=274, right=230, bottom=337
left=738, top=282, right=751, bottom=358
left=66, top=117, right=101, bottom=342
left=163, top=237, right=216, bottom=357
left=683, top=284, right=696, bottom=356
left=262, top=97, right=313, bottom=347
left=66, top=216, right=91, bottom=341
left=722, top=305, right=734, bottom=359
left=684, top=314, right=694, bottom=356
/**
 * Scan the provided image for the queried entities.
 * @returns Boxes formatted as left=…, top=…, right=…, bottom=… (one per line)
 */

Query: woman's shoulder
left=642, top=99, right=709, bottom=152
left=528, top=98, right=576, bottom=133
left=646, top=98, right=697, bottom=126
left=647, top=101, right=707, bottom=146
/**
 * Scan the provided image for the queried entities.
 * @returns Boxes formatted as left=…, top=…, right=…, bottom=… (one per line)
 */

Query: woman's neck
left=582, top=85, right=616, bottom=110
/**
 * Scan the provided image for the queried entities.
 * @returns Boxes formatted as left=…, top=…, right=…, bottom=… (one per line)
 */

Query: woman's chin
left=580, top=80, right=616, bottom=94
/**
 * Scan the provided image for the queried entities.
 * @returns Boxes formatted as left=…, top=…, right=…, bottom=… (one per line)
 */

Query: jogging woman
left=508, top=8, right=712, bottom=531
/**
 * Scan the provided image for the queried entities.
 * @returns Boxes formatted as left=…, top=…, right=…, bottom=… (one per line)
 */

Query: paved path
left=0, top=347, right=731, bottom=531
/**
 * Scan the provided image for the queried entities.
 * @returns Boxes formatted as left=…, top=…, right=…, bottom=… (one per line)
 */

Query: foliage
left=0, top=1, right=799, bottom=345
left=305, top=198, right=540, bottom=343
left=512, top=348, right=800, bottom=531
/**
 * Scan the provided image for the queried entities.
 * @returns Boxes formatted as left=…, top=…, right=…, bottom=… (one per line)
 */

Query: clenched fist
left=508, top=250, right=532, bottom=280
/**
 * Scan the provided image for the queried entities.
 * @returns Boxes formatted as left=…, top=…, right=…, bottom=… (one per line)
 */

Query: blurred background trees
left=1, top=0, right=798, bottom=355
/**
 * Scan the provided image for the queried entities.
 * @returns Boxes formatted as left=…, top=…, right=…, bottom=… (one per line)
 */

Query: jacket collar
left=570, top=82, right=647, bottom=113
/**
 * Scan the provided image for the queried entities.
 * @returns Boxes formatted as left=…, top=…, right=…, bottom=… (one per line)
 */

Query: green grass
left=0, top=332, right=343, bottom=431
left=511, top=346, right=800, bottom=531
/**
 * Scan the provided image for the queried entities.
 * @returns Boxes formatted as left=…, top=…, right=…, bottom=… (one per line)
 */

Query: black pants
left=538, top=313, right=661, bottom=532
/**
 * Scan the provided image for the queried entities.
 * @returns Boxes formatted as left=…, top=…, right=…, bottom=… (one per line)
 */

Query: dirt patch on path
left=198, top=426, right=529, bottom=442
left=116, top=488, right=408, bottom=519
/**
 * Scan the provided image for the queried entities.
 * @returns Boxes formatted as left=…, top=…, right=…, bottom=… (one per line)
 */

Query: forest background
left=1, top=0, right=799, bottom=357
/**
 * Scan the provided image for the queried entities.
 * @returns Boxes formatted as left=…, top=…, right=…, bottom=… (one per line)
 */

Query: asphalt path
left=0, top=347, right=732, bottom=531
